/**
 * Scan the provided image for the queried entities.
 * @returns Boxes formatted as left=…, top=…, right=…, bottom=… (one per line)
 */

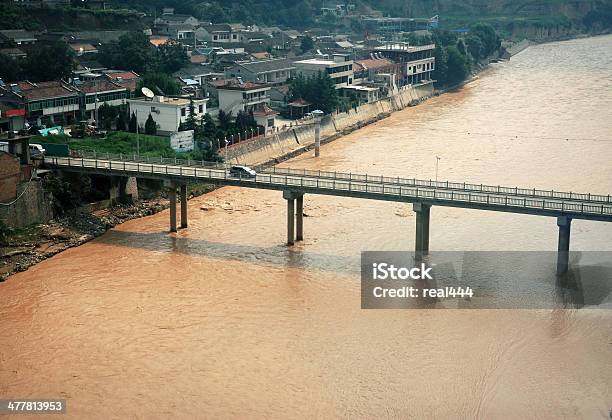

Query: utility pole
left=135, top=109, right=140, bottom=155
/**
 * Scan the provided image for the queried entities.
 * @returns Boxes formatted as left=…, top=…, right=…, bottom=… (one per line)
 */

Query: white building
left=217, top=81, right=271, bottom=116
left=294, top=54, right=354, bottom=89
left=127, top=96, right=208, bottom=135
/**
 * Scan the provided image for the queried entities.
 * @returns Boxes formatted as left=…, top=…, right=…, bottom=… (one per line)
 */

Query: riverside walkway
left=45, top=153, right=612, bottom=274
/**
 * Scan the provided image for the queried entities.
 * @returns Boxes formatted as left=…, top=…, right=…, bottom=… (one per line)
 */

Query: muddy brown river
left=2, top=36, right=612, bottom=419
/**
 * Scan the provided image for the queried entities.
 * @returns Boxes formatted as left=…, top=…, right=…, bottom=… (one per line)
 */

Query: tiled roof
left=354, top=58, right=395, bottom=72
left=78, top=79, right=125, bottom=94
left=17, top=81, right=79, bottom=101
left=105, top=71, right=140, bottom=81
left=217, top=80, right=269, bottom=91
left=236, top=58, right=295, bottom=74
left=253, top=105, right=278, bottom=116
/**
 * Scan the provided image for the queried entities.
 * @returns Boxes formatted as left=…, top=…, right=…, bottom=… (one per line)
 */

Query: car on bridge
left=229, top=165, right=257, bottom=178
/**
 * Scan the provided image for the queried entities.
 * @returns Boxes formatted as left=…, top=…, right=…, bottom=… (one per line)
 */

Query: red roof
left=217, top=80, right=269, bottom=91
left=105, top=71, right=140, bottom=81
left=17, top=81, right=79, bottom=101
left=288, top=98, right=311, bottom=107
left=354, top=58, right=395, bottom=72
left=79, top=79, right=125, bottom=94
left=253, top=105, right=278, bottom=116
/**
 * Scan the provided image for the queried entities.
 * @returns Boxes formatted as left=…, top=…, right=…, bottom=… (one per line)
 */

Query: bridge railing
left=47, top=155, right=612, bottom=219
left=72, top=150, right=225, bottom=169
left=269, top=166, right=612, bottom=204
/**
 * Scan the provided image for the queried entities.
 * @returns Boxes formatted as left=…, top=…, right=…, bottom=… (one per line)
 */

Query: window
left=198, top=104, right=203, bottom=113
left=267, top=118, right=274, bottom=127
left=181, top=108, right=186, bottom=116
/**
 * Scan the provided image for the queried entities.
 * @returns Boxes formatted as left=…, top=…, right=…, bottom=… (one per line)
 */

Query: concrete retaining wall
left=225, top=83, right=434, bottom=167
left=0, top=180, right=54, bottom=228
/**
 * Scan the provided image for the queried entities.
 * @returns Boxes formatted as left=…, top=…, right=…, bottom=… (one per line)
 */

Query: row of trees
left=430, top=23, right=502, bottom=87
left=289, top=72, right=339, bottom=114
left=0, top=41, right=74, bottom=83
left=99, top=32, right=188, bottom=75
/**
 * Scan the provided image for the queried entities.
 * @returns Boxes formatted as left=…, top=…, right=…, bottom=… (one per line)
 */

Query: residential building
left=0, top=48, right=27, bottom=60
left=0, top=85, right=26, bottom=133
left=69, top=43, right=98, bottom=56
left=154, top=14, right=199, bottom=27
left=339, top=85, right=380, bottom=103
left=77, top=79, right=128, bottom=122
left=103, top=70, right=141, bottom=93
left=9, top=81, right=80, bottom=125
left=217, top=80, right=271, bottom=116
left=253, top=105, right=278, bottom=134
left=127, top=95, right=208, bottom=135
left=361, top=16, right=439, bottom=35
left=353, top=57, right=400, bottom=84
left=294, top=54, right=354, bottom=88
left=0, top=30, right=37, bottom=46
left=196, top=24, right=240, bottom=44
left=225, top=58, right=296, bottom=86
left=373, top=43, right=436, bottom=86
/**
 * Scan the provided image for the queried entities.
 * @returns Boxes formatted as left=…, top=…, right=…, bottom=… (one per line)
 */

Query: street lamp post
left=312, top=109, right=324, bottom=157
left=435, top=155, right=441, bottom=182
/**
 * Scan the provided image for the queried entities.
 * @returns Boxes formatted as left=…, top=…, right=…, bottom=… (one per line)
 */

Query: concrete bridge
left=44, top=153, right=612, bottom=275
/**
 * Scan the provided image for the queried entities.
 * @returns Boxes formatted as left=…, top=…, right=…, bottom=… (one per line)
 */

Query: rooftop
left=235, top=58, right=296, bottom=74
left=0, top=30, right=37, bottom=41
left=78, top=79, right=125, bottom=94
left=354, top=58, right=396, bottom=72
left=16, top=81, right=79, bottom=101
left=128, top=96, right=207, bottom=106
left=374, top=43, right=436, bottom=53
left=217, top=80, right=270, bottom=91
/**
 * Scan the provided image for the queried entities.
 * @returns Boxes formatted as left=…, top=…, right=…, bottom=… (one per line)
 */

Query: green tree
left=139, top=72, right=181, bottom=96
left=144, top=113, right=157, bottom=135
left=0, top=53, right=22, bottom=82
left=155, top=40, right=189, bottom=73
left=445, top=46, right=469, bottom=86
left=21, top=41, right=74, bottom=82
left=217, top=109, right=232, bottom=130
left=469, top=23, right=500, bottom=58
left=99, top=32, right=153, bottom=74
left=465, top=34, right=484, bottom=60
left=97, top=103, right=118, bottom=129
left=129, top=112, right=138, bottom=133
left=300, top=35, right=314, bottom=53
left=116, top=110, right=127, bottom=131
left=432, top=45, right=448, bottom=86
left=289, top=72, right=338, bottom=114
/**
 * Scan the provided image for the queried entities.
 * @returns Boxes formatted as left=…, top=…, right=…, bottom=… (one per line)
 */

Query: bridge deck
left=45, top=155, right=612, bottom=222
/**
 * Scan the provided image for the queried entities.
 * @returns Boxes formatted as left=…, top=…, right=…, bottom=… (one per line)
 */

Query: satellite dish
left=141, top=87, right=155, bottom=99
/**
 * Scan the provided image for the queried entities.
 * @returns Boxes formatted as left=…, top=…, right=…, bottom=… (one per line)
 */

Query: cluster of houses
left=0, top=6, right=437, bottom=140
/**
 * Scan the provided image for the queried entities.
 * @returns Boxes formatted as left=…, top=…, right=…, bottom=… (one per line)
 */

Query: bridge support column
left=296, top=194, right=304, bottom=241
left=414, top=203, right=431, bottom=256
left=556, top=216, right=572, bottom=275
left=166, top=182, right=177, bottom=233
left=180, top=184, right=188, bottom=229
left=283, top=191, right=303, bottom=245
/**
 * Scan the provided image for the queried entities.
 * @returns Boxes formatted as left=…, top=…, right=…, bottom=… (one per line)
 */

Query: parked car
left=229, top=165, right=257, bottom=178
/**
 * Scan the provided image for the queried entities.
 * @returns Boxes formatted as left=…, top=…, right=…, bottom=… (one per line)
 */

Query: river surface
left=2, top=36, right=612, bottom=419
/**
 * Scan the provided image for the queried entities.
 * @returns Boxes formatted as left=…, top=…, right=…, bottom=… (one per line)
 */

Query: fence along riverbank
left=224, top=83, right=434, bottom=167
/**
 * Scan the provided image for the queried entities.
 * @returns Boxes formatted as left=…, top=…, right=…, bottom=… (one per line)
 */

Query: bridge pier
left=414, top=203, right=431, bottom=256
left=296, top=194, right=304, bottom=241
left=557, top=216, right=572, bottom=275
left=283, top=191, right=304, bottom=245
left=168, top=186, right=177, bottom=233
left=180, top=184, right=188, bottom=229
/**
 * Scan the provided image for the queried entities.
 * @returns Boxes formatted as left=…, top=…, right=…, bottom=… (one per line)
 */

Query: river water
left=2, top=36, right=612, bottom=419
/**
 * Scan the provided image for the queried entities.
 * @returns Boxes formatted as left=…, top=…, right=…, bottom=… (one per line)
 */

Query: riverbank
left=0, top=41, right=531, bottom=281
